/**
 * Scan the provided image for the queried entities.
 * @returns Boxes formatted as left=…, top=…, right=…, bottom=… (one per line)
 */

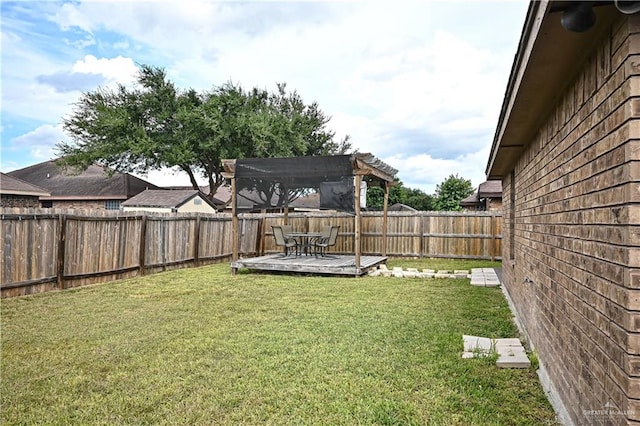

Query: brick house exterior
left=8, top=160, right=159, bottom=210
left=487, top=2, right=640, bottom=425
left=0, top=173, right=50, bottom=208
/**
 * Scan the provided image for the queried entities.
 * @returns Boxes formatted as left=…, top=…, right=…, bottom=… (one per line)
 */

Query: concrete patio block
left=454, top=270, right=469, bottom=274
left=496, top=353, right=531, bottom=368
left=404, top=271, right=418, bottom=278
left=378, top=264, right=388, bottom=271
left=463, top=335, right=493, bottom=352
left=470, top=279, right=486, bottom=286
left=453, top=273, right=467, bottom=279
left=392, top=267, right=403, bottom=272
left=434, top=273, right=450, bottom=278
left=496, top=346, right=527, bottom=357
left=381, top=271, right=392, bottom=277
left=494, top=338, right=523, bottom=348
left=436, top=270, right=451, bottom=275
left=392, top=271, right=404, bottom=278
left=407, top=268, right=419, bottom=273
left=422, top=269, right=435, bottom=274
left=368, top=269, right=381, bottom=277
left=422, top=272, right=435, bottom=278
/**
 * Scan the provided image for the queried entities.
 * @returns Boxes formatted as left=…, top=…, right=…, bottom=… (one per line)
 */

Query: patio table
left=286, top=232, right=323, bottom=256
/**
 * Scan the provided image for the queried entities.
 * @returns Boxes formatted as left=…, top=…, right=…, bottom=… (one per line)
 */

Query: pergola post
left=354, top=174, right=362, bottom=275
left=231, top=176, right=239, bottom=269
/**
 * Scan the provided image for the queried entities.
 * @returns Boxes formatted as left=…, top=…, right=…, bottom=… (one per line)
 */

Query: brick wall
left=0, top=194, right=40, bottom=208
left=503, top=15, right=640, bottom=426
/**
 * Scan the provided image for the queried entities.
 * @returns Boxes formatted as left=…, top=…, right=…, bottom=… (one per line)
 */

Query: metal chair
left=313, top=226, right=339, bottom=257
left=272, top=225, right=299, bottom=257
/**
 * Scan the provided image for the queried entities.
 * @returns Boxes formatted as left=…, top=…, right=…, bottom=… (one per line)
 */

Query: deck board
left=231, top=254, right=387, bottom=276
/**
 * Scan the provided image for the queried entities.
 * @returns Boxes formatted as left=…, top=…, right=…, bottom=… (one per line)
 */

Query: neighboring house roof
left=8, top=160, right=159, bottom=200
left=460, top=192, right=480, bottom=206
left=0, top=172, right=50, bottom=197
left=478, top=180, right=502, bottom=198
left=461, top=181, right=502, bottom=207
left=486, top=1, right=619, bottom=178
left=389, top=203, right=417, bottom=212
left=160, top=185, right=225, bottom=205
left=121, top=189, right=219, bottom=210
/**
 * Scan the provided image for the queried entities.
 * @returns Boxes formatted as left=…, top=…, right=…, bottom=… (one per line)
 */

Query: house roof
left=8, top=160, right=160, bottom=200
left=121, top=189, right=218, bottom=209
left=0, top=172, right=50, bottom=197
left=389, top=203, right=417, bottom=212
left=460, top=192, right=480, bottom=206
left=486, top=1, right=619, bottom=179
left=478, top=180, right=502, bottom=198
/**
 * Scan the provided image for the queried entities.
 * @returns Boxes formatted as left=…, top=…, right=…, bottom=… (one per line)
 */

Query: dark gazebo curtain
left=234, top=155, right=355, bottom=213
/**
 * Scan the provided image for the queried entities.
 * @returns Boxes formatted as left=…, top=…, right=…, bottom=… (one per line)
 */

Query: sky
left=1, top=0, right=529, bottom=195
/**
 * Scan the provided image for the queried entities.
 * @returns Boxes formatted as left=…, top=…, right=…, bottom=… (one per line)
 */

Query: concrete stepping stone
left=470, top=268, right=501, bottom=287
left=462, top=335, right=530, bottom=369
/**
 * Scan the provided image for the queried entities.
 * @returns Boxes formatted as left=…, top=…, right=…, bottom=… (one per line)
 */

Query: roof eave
left=486, top=1, right=619, bottom=179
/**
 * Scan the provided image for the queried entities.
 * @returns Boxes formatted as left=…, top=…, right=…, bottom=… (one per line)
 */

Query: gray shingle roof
left=460, top=192, right=480, bottom=205
left=8, top=160, right=159, bottom=200
left=478, top=180, right=502, bottom=198
left=121, top=189, right=218, bottom=209
left=0, top=173, right=50, bottom=196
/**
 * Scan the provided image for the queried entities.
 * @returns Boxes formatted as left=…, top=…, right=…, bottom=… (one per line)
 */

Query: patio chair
left=272, top=225, right=299, bottom=257
left=313, top=225, right=340, bottom=257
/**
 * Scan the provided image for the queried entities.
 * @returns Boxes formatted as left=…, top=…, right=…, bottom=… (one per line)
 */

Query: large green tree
left=433, top=174, right=474, bottom=211
left=57, top=65, right=351, bottom=198
left=366, top=179, right=434, bottom=211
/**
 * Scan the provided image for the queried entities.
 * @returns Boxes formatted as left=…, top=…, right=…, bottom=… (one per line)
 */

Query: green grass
left=1, top=261, right=556, bottom=425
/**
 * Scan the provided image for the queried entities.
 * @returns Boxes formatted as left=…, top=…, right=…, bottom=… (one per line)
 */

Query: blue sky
left=1, top=0, right=528, bottom=194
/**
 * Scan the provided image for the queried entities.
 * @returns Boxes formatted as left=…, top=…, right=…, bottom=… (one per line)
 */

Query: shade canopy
left=223, top=154, right=397, bottom=213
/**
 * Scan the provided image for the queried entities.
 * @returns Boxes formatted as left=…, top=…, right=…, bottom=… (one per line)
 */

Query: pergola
left=222, top=153, right=398, bottom=275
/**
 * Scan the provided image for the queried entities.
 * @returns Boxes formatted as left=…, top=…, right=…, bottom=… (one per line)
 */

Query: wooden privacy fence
left=259, top=211, right=502, bottom=259
left=1, top=209, right=501, bottom=297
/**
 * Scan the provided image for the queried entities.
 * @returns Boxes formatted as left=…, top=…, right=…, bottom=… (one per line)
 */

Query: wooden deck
left=231, top=254, right=388, bottom=276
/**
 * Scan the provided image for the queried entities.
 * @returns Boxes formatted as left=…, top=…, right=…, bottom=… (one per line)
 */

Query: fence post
left=56, top=214, right=67, bottom=289
left=419, top=212, right=425, bottom=258
left=139, top=215, right=147, bottom=276
left=490, top=213, right=496, bottom=262
left=194, top=216, right=201, bottom=267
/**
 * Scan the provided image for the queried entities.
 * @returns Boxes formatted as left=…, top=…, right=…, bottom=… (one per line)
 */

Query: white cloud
left=71, top=55, right=137, bottom=85
left=7, top=124, right=69, bottom=163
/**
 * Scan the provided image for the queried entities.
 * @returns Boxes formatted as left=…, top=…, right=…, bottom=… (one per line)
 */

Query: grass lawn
left=1, top=260, right=556, bottom=425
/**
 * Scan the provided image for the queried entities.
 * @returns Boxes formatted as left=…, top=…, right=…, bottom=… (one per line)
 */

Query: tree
left=433, top=174, right=474, bottom=211
left=57, top=65, right=351, bottom=198
left=365, top=179, right=434, bottom=211
left=405, top=187, right=435, bottom=211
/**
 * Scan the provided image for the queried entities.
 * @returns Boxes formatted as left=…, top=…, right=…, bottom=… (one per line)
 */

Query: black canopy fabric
left=234, top=155, right=355, bottom=212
